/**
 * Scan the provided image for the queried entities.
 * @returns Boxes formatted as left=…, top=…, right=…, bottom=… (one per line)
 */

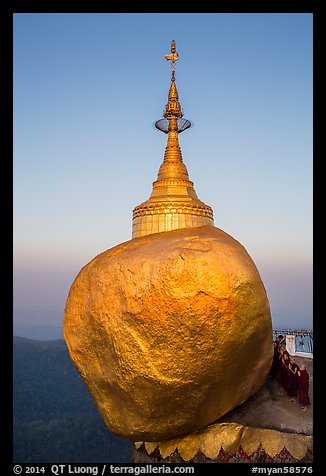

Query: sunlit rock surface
left=64, top=225, right=273, bottom=441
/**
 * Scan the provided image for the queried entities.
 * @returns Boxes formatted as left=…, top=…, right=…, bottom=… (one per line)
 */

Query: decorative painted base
left=132, top=422, right=313, bottom=463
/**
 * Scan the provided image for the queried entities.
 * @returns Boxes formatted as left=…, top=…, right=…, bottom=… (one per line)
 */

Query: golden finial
left=164, top=39, right=179, bottom=81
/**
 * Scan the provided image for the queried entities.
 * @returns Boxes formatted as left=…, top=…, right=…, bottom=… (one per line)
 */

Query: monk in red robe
left=270, top=342, right=279, bottom=379
left=297, top=364, right=311, bottom=411
left=276, top=347, right=284, bottom=384
left=281, top=349, right=290, bottom=392
left=287, top=358, right=299, bottom=401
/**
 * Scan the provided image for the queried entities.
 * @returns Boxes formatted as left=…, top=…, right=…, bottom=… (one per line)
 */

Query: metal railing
left=273, top=328, right=313, bottom=354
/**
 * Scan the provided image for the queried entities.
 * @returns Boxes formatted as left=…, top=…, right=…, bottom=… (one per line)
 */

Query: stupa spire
left=132, top=40, right=214, bottom=239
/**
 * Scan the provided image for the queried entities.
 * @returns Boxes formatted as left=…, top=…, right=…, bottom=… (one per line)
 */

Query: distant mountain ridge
left=13, top=336, right=131, bottom=463
left=13, top=325, right=63, bottom=340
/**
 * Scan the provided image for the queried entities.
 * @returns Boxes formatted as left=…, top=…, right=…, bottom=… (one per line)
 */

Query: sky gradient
left=13, top=13, right=313, bottom=334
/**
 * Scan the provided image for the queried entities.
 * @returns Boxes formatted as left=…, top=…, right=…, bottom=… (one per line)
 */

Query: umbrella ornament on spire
left=155, top=40, right=191, bottom=133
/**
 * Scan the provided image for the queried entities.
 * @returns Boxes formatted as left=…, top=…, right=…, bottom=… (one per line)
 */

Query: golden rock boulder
left=63, top=225, right=273, bottom=442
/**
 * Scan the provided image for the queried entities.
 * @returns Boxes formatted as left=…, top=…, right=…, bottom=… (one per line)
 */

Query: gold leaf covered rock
left=63, top=225, right=273, bottom=441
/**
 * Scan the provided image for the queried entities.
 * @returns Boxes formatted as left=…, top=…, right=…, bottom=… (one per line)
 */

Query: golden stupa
left=132, top=40, right=213, bottom=238
left=63, top=40, right=273, bottom=444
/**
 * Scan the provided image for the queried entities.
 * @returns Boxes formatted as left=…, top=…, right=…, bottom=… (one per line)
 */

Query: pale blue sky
left=13, top=13, right=313, bottom=333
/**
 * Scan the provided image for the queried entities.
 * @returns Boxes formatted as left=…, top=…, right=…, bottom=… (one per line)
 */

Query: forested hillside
left=13, top=336, right=131, bottom=463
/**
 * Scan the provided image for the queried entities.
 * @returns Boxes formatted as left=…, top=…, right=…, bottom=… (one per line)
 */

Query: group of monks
left=270, top=335, right=311, bottom=411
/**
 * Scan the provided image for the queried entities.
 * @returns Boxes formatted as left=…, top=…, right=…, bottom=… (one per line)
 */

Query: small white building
left=286, top=335, right=313, bottom=359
